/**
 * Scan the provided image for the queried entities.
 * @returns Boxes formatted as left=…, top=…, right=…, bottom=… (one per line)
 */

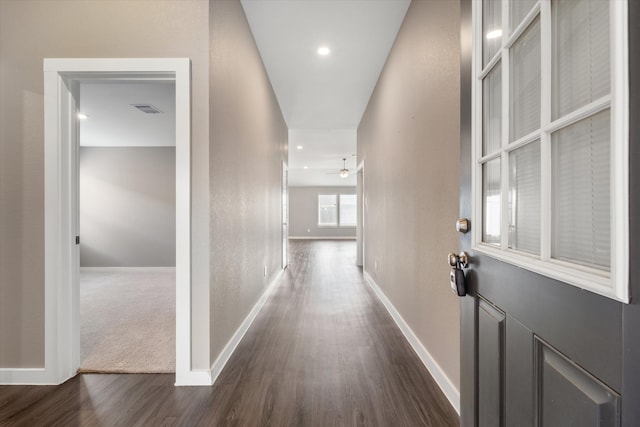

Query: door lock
left=448, top=251, right=468, bottom=268
left=448, top=251, right=469, bottom=296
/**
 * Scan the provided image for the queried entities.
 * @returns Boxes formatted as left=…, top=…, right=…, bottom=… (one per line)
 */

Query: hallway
left=0, top=240, right=458, bottom=426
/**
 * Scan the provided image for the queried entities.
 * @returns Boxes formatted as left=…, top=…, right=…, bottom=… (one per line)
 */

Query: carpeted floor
left=79, top=271, right=175, bottom=373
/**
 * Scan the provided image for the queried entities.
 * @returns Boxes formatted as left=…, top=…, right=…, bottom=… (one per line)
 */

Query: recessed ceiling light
left=296, top=145, right=303, bottom=150
left=486, top=29, right=502, bottom=40
left=77, top=112, right=88, bottom=120
left=317, top=46, right=331, bottom=56
left=303, top=166, right=308, bottom=169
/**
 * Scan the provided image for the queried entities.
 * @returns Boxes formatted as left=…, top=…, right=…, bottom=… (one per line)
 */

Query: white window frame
left=471, top=0, right=629, bottom=302
left=317, top=193, right=358, bottom=228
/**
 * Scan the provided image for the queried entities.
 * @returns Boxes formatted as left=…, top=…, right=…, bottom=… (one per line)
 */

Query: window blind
left=552, top=110, right=610, bottom=270
left=509, top=141, right=541, bottom=254
left=483, top=159, right=502, bottom=245
left=339, top=195, right=357, bottom=227
left=510, top=0, right=537, bottom=34
left=510, top=17, right=541, bottom=142
left=552, top=0, right=610, bottom=120
left=483, top=64, right=502, bottom=156
left=483, top=0, right=502, bottom=66
left=318, top=195, right=338, bottom=226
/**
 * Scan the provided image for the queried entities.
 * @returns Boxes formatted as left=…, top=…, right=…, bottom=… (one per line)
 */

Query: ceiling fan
left=327, top=158, right=356, bottom=178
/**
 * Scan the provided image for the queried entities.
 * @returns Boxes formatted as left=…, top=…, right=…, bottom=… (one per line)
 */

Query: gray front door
left=459, top=0, right=640, bottom=425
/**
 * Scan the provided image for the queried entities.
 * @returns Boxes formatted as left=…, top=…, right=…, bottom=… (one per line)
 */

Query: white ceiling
left=79, top=81, right=175, bottom=147
left=288, top=129, right=357, bottom=186
left=241, top=0, right=410, bottom=186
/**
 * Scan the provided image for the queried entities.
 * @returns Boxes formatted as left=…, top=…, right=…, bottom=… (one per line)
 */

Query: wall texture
left=0, top=0, right=210, bottom=369
left=209, top=0, right=288, bottom=363
left=357, top=0, right=461, bottom=390
left=288, top=186, right=357, bottom=239
left=80, top=147, right=176, bottom=268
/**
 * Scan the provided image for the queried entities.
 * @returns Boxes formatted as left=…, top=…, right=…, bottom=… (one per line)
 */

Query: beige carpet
left=79, top=271, right=175, bottom=373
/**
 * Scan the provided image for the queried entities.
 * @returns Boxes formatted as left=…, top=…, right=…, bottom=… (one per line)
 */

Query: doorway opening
left=77, top=80, right=176, bottom=373
left=43, top=59, right=199, bottom=385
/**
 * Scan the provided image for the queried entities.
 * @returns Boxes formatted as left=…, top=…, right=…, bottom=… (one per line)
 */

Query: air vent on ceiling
left=131, top=104, right=163, bottom=114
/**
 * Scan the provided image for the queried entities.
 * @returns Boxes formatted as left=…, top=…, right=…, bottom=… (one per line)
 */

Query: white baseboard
left=208, top=268, right=285, bottom=385
left=80, top=267, right=176, bottom=273
left=0, top=368, right=48, bottom=385
left=363, top=270, right=461, bottom=415
left=288, top=236, right=356, bottom=240
left=174, top=369, right=213, bottom=387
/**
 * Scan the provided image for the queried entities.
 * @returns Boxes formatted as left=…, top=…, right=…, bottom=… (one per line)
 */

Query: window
left=318, top=194, right=338, bottom=226
left=318, top=194, right=357, bottom=227
left=339, top=194, right=357, bottom=227
left=472, top=0, right=628, bottom=301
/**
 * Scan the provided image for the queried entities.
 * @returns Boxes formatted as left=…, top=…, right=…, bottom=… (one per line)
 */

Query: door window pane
left=318, top=194, right=337, bottom=226
left=483, top=159, right=501, bottom=245
left=483, top=64, right=502, bottom=156
left=552, top=110, right=610, bottom=270
left=510, top=0, right=537, bottom=34
left=339, top=194, right=357, bottom=227
left=483, top=0, right=502, bottom=66
left=552, top=0, right=610, bottom=119
left=508, top=141, right=540, bottom=254
left=510, top=17, right=541, bottom=142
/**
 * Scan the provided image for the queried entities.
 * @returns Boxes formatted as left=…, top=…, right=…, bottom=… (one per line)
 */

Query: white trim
left=610, top=0, right=630, bottom=303
left=79, top=267, right=177, bottom=273
left=282, top=161, right=289, bottom=270
left=38, top=58, right=196, bottom=386
left=363, top=271, right=460, bottom=414
left=356, top=160, right=365, bottom=268
left=288, top=236, right=356, bottom=240
left=208, top=269, right=285, bottom=386
left=174, top=369, right=214, bottom=386
left=0, top=369, right=49, bottom=385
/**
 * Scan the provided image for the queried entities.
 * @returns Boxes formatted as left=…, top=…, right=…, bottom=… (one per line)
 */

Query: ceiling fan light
left=339, top=169, right=349, bottom=178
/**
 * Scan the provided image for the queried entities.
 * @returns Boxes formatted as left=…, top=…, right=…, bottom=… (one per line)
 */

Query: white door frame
left=42, top=58, right=199, bottom=385
left=356, top=161, right=365, bottom=267
left=282, top=161, right=289, bottom=269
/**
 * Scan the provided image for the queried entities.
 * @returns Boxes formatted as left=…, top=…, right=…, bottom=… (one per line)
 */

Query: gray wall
left=0, top=0, right=211, bottom=368
left=209, top=0, right=288, bottom=362
left=289, top=186, right=357, bottom=239
left=357, top=0, right=461, bottom=390
left=80, top=147, right=176, bottom=268
left=0, top=0, right=288, bottom=372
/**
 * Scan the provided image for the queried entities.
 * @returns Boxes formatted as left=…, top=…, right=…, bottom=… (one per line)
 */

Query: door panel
left=478, top=300, right=505, bottom=427
left=505, top=316, right=533, bottom=425
left=471, top=256, right=622, bottom=391
left=535, top=338, right=620, bottom=426
left=459, top=0, right=640, bottom=425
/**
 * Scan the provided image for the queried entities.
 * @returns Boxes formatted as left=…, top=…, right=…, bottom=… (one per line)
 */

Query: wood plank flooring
left=0, top=240, right=459, bottom=426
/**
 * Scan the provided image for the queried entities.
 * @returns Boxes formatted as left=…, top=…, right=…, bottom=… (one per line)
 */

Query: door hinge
left=75, top=236, right=80, bottom=245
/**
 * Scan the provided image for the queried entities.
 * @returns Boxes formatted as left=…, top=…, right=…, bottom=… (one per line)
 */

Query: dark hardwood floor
left=0, top=240, right=459, bottom=426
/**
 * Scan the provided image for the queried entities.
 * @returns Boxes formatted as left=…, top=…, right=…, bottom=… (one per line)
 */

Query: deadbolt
left=456, top=218, right=469, bottom=233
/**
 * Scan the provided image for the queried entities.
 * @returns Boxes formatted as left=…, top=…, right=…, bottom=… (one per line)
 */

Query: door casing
left=43, top=58, right=207, bottom=386
left=356, top=161, right=365, bottom=267
left=282, top=161, right=288, bottom=269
